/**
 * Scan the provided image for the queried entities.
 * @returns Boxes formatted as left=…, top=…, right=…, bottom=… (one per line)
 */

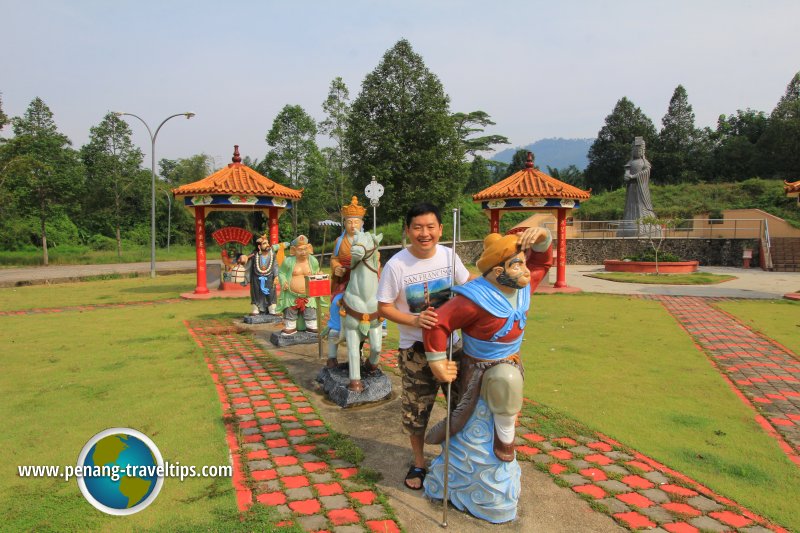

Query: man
left=419, top=227, right=552, bottom=523
left=330, top=196, right=366, bottom=296
left=245, top=234, right=278, bottom=316
left=276, top=235, right=321, bottom=334
left=376, top=203, right=470, bottom=490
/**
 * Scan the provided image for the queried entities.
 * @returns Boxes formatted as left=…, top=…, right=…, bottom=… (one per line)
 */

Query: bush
left=88, top=234, right=117, bottom=251
left=124, top=224, right=150, bottom=245
left=44, top=214, right=80, bottom=247
left=624, top=250, right=683, bottom=262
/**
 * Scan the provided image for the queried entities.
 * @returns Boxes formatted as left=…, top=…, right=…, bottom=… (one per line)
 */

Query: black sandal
left=404, top=466, right=427, bottom=490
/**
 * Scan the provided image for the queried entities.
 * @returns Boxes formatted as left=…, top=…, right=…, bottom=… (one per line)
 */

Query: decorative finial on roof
left=232, top=145, right=242, bottom=164
left=526, top=152, right=534, bottom=169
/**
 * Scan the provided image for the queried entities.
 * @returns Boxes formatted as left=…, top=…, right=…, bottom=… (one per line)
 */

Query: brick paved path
left=185, top=320, right=400, bottom=533
left=513, top=407, right=789, bottom=533
left=650, top=295, right=800, bottom=466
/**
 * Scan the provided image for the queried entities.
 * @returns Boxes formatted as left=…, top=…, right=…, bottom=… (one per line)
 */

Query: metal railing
left=762, top=218, right=773, bottom=270
left=540, top=218, right=767, bottom=240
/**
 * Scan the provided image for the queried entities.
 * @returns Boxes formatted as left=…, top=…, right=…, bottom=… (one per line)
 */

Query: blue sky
left=1, top=0, right=798, bottom=166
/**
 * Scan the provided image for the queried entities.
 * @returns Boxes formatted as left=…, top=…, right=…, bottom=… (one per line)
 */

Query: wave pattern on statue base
left=424, top=398, right=521, bottom=524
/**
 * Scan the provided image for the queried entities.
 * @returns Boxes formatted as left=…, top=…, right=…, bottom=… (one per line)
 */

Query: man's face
left=294, top=244, right=312, bottom=260
left=344, top=217, right=363, bottom=237
left=258, top=239, right=269, bottom=252
left=494, top=252, right=530, bottom=289
left=407, top=213, right=442, bottom=256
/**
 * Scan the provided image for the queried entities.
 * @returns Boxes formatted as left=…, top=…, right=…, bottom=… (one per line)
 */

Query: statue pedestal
left=270, top=330, right=318, bottom=347
left=316, top=364, right=392, bottom=408
left=243, top=314, right=282, bottom=325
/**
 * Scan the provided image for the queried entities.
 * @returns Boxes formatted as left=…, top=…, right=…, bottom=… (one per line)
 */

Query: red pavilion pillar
left=194, top=206, right=209, bottom=294
left=268, top=207, right=279, bottom=245
left=555, top=208, right=567, bottom=288
left=490, top=209, right=500, bottom=234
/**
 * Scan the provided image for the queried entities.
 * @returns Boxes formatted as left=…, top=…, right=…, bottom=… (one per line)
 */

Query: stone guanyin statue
left=619, top=136, right=658, bottom=237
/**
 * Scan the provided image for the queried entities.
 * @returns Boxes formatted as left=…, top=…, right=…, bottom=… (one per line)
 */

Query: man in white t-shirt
left=377, top=203, right=470, bottom=490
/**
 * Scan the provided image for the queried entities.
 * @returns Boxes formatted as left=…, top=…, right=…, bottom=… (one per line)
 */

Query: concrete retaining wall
left=376, top=238, right=760, bottom=268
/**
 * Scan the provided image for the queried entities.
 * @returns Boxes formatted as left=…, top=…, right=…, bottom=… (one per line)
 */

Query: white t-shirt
left=377, top=244, right=470, bottom=349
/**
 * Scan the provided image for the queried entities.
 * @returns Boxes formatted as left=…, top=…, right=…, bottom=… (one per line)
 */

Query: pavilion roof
left=172, top=146, right=302, bottom=200
left=785, top=179, right=800, bottom=196
left=473, top=152, right=590, bottom=202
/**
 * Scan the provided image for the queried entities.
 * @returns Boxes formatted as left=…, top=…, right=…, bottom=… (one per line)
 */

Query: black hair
left=405, top=202, right=442, bottom=228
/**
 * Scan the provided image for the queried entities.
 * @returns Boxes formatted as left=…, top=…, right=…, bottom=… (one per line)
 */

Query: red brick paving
left=651, top=295, right=800, bottom=465
left=185, top=320, right=396, bottom=532
left=516, top=399, right=788, bottom=532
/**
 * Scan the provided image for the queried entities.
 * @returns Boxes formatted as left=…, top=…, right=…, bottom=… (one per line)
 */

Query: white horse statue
left=336, top=230, right=383, bottom=392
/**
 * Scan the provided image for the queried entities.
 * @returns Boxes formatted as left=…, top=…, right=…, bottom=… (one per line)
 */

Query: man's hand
left=429, top=359, right=458, bottom=383
left=518, top=227, right=548, bottom=251
left=414, top=307, right=438, bottom=330
left=334, top=266, right=345, bottom=277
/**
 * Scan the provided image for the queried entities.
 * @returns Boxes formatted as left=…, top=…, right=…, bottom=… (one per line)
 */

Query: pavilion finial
left=526, top=152, right=534, bottom=169
left=232, top=145, right=242, bottom=164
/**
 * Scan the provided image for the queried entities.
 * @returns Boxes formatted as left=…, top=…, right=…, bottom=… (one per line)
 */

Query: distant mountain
left=492, top=138, right=593, bottom=171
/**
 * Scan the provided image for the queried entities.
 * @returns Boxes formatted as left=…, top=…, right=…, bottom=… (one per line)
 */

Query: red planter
left=604, top=260, right=698, bottom=274
left=221, top=281, right=249, bottom=291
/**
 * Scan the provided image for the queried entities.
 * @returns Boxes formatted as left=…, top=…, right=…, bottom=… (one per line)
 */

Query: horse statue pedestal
left=270, top=330, right=318, bottom=347
left=316, top=362, right=392, bottom=408
left=244, top=314, right=282, bottom=325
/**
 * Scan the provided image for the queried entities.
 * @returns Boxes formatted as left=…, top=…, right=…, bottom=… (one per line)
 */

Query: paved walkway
left=651, top=295, right=800, bottom=465
left=0, top=260, right=203, bottom=287
left=185, top=320, right=400, bottom=532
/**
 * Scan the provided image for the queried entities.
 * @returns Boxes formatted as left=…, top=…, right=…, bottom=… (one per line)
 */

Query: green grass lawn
left=714, top=299, right=800, bottom=356
left=0, top=288, right=302, bottom=531
left=0, top=274, right=199, bottom=312
left=523, top=293, right=800, bottom=530
left=586, top=271, right=737, bottom=284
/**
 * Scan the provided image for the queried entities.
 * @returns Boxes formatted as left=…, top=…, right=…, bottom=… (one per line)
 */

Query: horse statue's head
left=350, top=231, right=382, bottom=270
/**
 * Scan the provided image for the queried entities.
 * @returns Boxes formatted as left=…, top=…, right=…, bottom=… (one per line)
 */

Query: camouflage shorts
left=398, top=342, right=461, bottom=435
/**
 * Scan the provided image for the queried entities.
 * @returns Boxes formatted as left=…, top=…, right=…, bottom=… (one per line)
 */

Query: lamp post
left=115, top=111, right=195, bottom=277
left=164, top=190, right=172, bottom=252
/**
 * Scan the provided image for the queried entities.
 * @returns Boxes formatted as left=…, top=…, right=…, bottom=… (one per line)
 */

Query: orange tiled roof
left=473, top=152, right=590, bottom=202
left=785, top=179, right=800, bottom=195
left=172, top=146, right=302, bottom=200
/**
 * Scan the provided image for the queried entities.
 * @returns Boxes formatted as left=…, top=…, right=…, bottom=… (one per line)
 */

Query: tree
left=346, top=39, right=464, bottom=224
left=711, top=110, right=768, bottom=181
left=1, top=98, right=83, bottom=264
left=452, top=110, right=509, bottom=157
left=159, top=154, right=213, bottom=187
left=655, top=85, right=698, bottom=183
left=501, top=149, right=537, bottom=178
left=584, top=97, right=657, bottom=193
left=319, top=77, right=352, bottom=207
left=547, top=165, right=585, bottom=188
left=0, top=93, right=8, bottom=133
left=757, top=71, right=800, bottom=178
left=81, top=113, right=146, bottom=258
left=265, top=104, right=321, bottom=235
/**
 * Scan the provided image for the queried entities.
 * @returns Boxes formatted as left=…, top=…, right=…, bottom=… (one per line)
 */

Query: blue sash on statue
left=258, top=276, right=270, bottom=296
left=453, top=277, right=530, bottom=360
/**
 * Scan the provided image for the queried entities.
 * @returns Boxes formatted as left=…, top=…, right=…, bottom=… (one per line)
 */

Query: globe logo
left=76, top=428, right=164, bottom=515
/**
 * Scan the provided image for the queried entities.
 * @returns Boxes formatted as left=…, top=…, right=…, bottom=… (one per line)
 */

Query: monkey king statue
left=422, top=227, right=552, bottom=523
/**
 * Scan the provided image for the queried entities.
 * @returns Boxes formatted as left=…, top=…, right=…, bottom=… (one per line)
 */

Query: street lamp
left=115, top=111, right=195, bottom=277
left=164, top=190, right=172, bottom=252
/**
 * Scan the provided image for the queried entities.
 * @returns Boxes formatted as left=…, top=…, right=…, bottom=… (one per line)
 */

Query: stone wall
left=376, top=238, right=760, bottom=267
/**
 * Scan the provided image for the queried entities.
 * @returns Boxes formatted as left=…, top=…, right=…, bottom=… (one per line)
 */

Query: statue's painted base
left=424, top=398, right=520, bottom=524
left=316, top=364, right=392, bottom=408
left=270, top=330, right=319, bottom=347
left=243, top=314, right=282, bottom=325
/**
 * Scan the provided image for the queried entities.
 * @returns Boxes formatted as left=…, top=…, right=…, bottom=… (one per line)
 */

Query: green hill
left=575, top=179, right=800, bottom=226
